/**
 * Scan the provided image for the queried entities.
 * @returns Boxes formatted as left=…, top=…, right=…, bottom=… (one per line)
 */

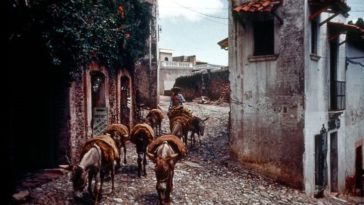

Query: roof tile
left=233, top=0, right=281, bottom=13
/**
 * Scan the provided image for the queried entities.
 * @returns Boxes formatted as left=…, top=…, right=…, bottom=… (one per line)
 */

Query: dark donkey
left=130, top=123, right=155, bottom=177
left=188, top=116, right=209, bottom=147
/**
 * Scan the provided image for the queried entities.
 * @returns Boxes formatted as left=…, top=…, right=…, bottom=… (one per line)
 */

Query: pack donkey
left=146, top=108, right=164, bottom=136
left=104, top=123, right=129, bottom=165
left=130, top=123, right=155, bottom=177
left=71, top=135, right=118, bottom=202
left=147, top=135, right=186, bottom=205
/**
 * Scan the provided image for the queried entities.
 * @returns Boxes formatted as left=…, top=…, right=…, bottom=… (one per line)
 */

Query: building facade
left=134, top=0, right=160, bottom=108
left=159, top=49, right=195, bottom=94
left=228, top=0, right=363, bottom=195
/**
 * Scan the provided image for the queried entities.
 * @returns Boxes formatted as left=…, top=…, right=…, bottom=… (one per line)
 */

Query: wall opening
left=355, top=145, right=363, bottom=196
left=120, top=76, right=131, bottom=128
left=91, top=71, right=107, bottom=135
left=253, top=19, right=274, bottom=56
left=329, top=36, right=345, bottom=111
left=330, top=132, right=338, bottom=192
left=7, top=31, right=71, bottom=199
left=315, top=126, right=328, bottom=197
left=311, top=17, right=318, bottom=54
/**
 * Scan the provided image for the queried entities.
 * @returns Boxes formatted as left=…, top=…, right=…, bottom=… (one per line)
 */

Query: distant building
left=228, top=0, right=363, bottom=196
left=159, top=49, right=225, bottom=94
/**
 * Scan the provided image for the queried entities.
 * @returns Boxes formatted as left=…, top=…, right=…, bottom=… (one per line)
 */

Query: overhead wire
left=169, top=0, right=228, bottom=20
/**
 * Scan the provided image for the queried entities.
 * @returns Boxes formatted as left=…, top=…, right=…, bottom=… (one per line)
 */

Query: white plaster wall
left=345, top=44, right=364, bottom=179
left=303, top=9, right=347, bottom=194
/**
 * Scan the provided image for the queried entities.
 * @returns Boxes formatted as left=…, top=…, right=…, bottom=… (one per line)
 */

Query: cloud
left=159, top=0, right=224, bottom=22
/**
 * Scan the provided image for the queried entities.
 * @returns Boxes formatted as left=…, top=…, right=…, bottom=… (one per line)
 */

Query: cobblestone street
left=15, top=96, right=362, bottom=205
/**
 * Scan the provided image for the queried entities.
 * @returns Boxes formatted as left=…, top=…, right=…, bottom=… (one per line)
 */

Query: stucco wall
left=345, top=45, right=364, bottom=179
left=303, top=10, right=348, bottom=194
left=229, top=0, right=305, bottom=188
left=159, top=68, right=193, bottom=94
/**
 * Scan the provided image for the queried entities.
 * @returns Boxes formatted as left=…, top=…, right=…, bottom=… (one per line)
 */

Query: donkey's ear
left=146, top=151, right=156, bottom=163
left=167, top=153, right=179, bottom=162
left=203, top=117, right=209, bottom=122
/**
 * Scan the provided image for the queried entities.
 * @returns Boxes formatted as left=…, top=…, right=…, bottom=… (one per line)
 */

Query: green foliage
left=39, top=0, right=151, bottom=79
left=347, top=18, right=364, bottom=51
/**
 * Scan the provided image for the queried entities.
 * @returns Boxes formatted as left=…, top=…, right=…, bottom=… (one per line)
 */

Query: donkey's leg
left=198, top=133, right=202, bottom=146
left=143, top=153, right=147, bottom=176
left=123, top=144, right=127, bottom=164
left=97, top=171, right=104, bottom=200
left=111, top=164, right=115, bottom=193
left=188, top=131, right=194, bottom=148
left=137, top=154, right=142, bottom=178
left=88, top=172, right=94, bottom=197
left=93, top=172, right=99, bottom=200
left=158, top=123, right=162, bottom=136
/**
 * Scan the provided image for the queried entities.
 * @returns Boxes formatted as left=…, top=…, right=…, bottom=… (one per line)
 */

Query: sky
left=158, top=0, right=228, bottom=66
left=158, top=0, right=364, bottom=67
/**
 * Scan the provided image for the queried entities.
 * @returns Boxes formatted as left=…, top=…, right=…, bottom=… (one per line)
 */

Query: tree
left=8, top=0, right=152, bottom=80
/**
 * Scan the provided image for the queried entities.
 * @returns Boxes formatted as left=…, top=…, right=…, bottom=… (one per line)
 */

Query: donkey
left=171, top=121, right=187, bottom=144
left=147, top=141, right=179, bottom=205
left=71, top=135, right=116, bottom=203
left=104, top=123, right=129, bottom=165
left=71, top=144, right=115, bottom=202
left=188, top=116, right=209, bottom=147
left=130, top=123, right=155, bottom=177
left=146, top=109, right=164, bottom=136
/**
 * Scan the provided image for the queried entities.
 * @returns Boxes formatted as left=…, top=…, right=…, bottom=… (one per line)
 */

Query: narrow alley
left=12, top=96, right=359, bottom=205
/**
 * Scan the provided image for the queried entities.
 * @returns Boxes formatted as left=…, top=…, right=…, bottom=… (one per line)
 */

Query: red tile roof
left=233, top=0, right=281, bottom=13
left=217, top=38, right=228, bottom=50
left=309, top=0, right=350, bottom=18
left=328, top=22, right=364, bottom=34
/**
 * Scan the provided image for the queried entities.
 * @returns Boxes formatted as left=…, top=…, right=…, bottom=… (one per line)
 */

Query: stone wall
left=174, top=69, right=230, bottom=102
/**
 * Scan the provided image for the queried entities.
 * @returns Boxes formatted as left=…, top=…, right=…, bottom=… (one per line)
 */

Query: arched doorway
left=120, top=76, right=131, bottom=128
left=91, top=71, right=107, bottom=135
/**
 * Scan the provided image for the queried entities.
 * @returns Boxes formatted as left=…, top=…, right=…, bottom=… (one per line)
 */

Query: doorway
left=120, top=76, right=131, bottom=128
left=330, top=132, right=338, bottom=192
left=315, top=128, right=328, bottom=197
left=91, top=72, right=107, bottom=135
left=355, top=145, right=363, bottom=196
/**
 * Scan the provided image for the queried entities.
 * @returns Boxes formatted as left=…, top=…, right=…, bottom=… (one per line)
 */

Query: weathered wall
left=229, top=0, right=305, bottom=188
left=159, top=67, right=193, bottom=94
left=69, top=63, right=133, bottom=163
left=69, top=71, right=87, bottom=163
left=303, top=10, right=348, bottom=194
left=174, top=69, right=230, bottom=101
left=345, top=44, right=364, bottom=180
left=134, top=0, right=159, bottom=108
left=135, top=60, right=151, bottom=106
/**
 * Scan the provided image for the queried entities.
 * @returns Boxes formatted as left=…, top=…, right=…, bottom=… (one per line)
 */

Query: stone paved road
left=16, top=96, right=360, bottom=205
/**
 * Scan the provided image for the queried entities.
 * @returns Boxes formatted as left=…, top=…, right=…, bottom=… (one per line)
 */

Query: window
left=253, top=20, right=274, bottom=56
left=329, top=37, right=345, bottom=110
left=164, top=57, right=169, bottom=61
left=311, top=18, right=318, bottom=54
left=330, top=81, right=345, bottom=110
